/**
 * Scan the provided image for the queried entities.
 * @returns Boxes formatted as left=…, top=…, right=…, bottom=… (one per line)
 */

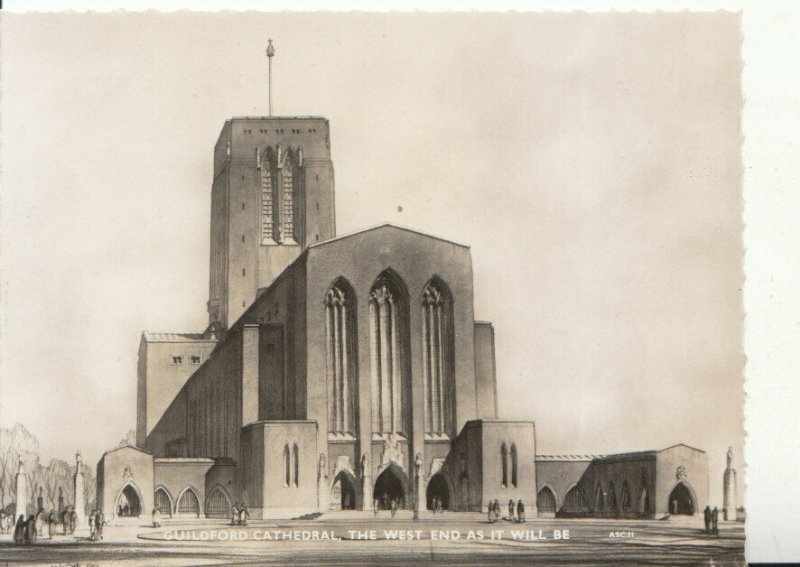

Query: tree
left=0, top=423, right=39, bottom=511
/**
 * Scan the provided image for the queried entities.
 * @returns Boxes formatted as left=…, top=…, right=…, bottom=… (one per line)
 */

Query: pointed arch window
left=421, top=278, right=454, bottom=436
left=292, top=444, right=299, bottom=487
left=510, top=444, right=518, bottom=488
left=280, top=157, right=297, bottom=245
left=501, top=443, right=508, bottom=487
left=369, top=272, right=409, bottom=435
left=325, top=281, right=357, bottom=436
left=258, top=145, right=302, bottom=246
left=622, top=481, right=632, bottom=511
left=283, top=444, right=291, bottom=487
left=259, top=148, right=277, bottom=244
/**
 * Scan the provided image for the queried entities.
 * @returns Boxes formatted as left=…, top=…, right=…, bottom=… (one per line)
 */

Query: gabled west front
left=96, top=113, right=708, bottom=521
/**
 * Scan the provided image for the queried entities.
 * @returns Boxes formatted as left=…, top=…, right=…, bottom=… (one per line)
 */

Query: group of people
left=703, top=505, right=720, bottom=535
left=372, top=495, right=402, bottom=517
left=487, top=499, right=526, bottom=523
left=231, top=503, right=250, bottom=526
left=5, top=506, right=80, bottom=545
left=88, top=509, right=106, bottom=540
left=429, top=496, right=445, bottom=514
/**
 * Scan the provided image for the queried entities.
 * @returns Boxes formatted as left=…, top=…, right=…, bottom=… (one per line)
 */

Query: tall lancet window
left=259, top=145, right=302, bottom=245
left=369, top=271, right=409, bottom=436
left=421, top=278, right=454, bottom=436
left=325, top=280, right=358, bottom=436
left=279, top=153, right=298, bottom=245
left=259, top=148, right=277, bottom=245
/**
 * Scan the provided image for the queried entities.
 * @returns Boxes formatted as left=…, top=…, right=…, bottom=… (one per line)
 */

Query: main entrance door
left=426, top=474, right=450, bottom=511
left=373, top=466, right=405, bottom=510
left=668, top=482, right=695, bottom=515
left=331, top=472, right=356, bottom=511
left=116, top=484, right=142, bottom=517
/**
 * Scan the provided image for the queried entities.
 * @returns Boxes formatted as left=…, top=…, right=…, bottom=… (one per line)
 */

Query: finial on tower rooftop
left=266, top=39, right=275, bottom=117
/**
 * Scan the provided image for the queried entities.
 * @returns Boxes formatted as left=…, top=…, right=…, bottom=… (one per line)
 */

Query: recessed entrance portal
left=373, top=466, right=405, bottom=510
left=426, top=474, right=450, bottom=511
left=116, top=484, right=142, bottom=517
left=178, top=488, right=200, bottom=517
left=668, top=482, right=695, bottom=515
left=331, top=472, right=356, bottom=511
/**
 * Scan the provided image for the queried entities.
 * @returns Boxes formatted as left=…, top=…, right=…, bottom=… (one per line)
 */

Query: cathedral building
left=97, top=112, right=708, bottom=521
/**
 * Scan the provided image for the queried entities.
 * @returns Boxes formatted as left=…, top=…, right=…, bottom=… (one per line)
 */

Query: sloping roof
left=535, top=454, right=605, bottom=461
left=100, top=443, right=152, bottom=459
left=142, top=331, right=217, bottom=342
left=307, top=223, right=470, bottom=251
left=658, top=443, right=706, bottom=454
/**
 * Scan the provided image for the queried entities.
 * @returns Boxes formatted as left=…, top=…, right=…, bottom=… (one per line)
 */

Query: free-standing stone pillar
left=14, top=453, right=28, bottom=520
left=74, top=451, right=85, bottom=530
left=723, top=447, right=737, bottom=521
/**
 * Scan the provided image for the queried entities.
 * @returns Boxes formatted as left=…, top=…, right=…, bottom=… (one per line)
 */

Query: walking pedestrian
left=373, top=498, right=379, bottom=517
left=24, top=514, right=36, bottom=544
left=96, top=510, right=105, bottom=540
left=517, top=500, right=526, bottom=522
left=508, top=499, right=515, bottom=521
left=69, top=506, right=77, bottom=535
left=390, top=498, right=398, bottom=518
left=89, top=509, right=97, bottom=541
left=47, top=509, right=56, bottom=538
left=712, top=507, right=719, bottom=535
left=13, top=515, right=25, bottom=545
left=704, top=505, right=711, bottom=534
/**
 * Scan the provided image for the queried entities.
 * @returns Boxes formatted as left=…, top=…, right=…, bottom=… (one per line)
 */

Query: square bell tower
left=208, top=116, right=336, bottom=330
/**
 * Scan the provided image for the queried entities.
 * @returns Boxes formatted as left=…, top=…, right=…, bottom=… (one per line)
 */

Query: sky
left=0, top=11, right=743, bottom=506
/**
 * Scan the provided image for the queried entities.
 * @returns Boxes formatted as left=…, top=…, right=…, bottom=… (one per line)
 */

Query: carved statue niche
left=319, top=453, right=328, bottom=480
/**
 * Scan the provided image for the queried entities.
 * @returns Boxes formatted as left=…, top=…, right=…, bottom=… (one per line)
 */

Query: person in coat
left=517, top=500, right=526, bottom=523
left=13, top=514, right=25, bottom=545
left=712, top=507, right=719, bottom=535
left=47, top=509, right=56, bottom=538
left=89, top=510, right=97, bottom=540
left=24, top=514, right=36, bottom=544
left=704, top=505, right=711, bottom=534
left=95, top=510, right=105, bottom=540
left=69, top=506, right=77, bottom=535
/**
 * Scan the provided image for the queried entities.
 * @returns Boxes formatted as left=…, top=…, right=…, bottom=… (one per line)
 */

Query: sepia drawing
left=0, top=11, right=744, bottom=565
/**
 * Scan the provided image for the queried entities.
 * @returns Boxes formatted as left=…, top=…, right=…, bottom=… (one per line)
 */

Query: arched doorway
left=116, top=484, right=142, bottom=517
left=668, top=482, right=695, bottom=515
left=205, top=486, right=231, bottom=518
left=594, top=484, right=605, bottom=518
left=426, top=474, right=450, bottom=511
left=373, top=466, right=406, bottom=510
left=607, top=483, right=618, bottom=517
left=537, top=486, right=557, bottom=517
left=177, top=488, right=200, bottom=517
left=154, top=487, right=173, bottom=517
left=639, top=488, right=650, bottom=517
left=561, top=485, right=589, bottom=517
left=330, top=472, right=356, bottom=511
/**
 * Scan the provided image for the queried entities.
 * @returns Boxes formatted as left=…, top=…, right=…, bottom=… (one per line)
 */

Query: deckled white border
left=2, top=0, right=799, bottom=562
